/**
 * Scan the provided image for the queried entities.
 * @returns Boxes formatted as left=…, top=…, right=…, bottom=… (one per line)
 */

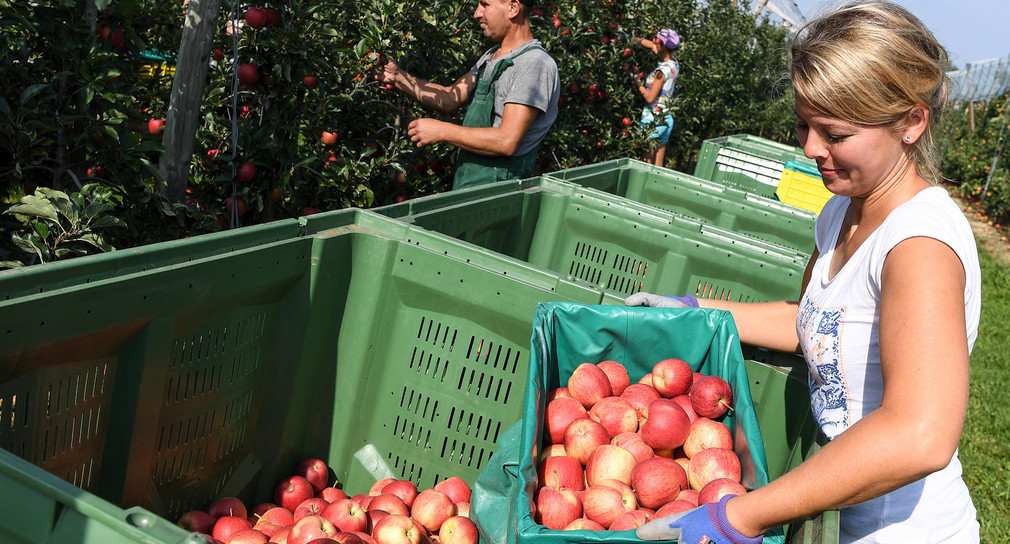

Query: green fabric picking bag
left=471, top=302, right=770, bottom=544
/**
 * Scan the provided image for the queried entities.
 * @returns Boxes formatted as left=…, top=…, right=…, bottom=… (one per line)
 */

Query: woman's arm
left=726, top=235, right=971, bottom=537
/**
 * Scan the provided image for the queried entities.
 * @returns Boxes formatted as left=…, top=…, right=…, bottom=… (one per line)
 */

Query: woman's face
left=794, top=97, right=907, bottom=199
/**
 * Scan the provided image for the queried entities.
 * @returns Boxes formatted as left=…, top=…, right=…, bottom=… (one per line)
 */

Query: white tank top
left=796, top=186, right=980, bottom=543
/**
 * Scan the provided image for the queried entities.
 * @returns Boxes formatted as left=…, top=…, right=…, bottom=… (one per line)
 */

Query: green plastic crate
left=378, top=183, right=808, bottom=304
left=543, top=159, right=816, bottom=254
left=0, top=210, right=606, bottom=543
left=694, top=134, right=815, bottom=198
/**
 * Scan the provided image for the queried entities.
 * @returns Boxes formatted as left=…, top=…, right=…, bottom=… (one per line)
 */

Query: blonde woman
left=631, top=2, right=980, bottom=542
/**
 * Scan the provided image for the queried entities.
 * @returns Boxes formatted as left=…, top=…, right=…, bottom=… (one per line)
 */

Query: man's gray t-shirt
left=469, top=39, right=560, bottom=156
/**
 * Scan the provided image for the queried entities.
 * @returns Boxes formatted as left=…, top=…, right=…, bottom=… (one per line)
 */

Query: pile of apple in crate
left=536, top=358, right=746, bottom=531
left=176, top=457, right=476, bottom=544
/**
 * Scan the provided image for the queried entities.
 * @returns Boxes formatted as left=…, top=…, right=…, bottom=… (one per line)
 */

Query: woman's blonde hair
left=790, top=1, right=950, bottom=181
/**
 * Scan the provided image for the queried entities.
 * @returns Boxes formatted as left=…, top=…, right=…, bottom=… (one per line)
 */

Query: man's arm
left=377, top=57, right=475, bottom=115
left=407, top=102, right=540, bottom=156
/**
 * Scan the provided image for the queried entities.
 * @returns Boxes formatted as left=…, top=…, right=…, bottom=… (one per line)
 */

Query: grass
left=960, top=244, right=1010, bottom=543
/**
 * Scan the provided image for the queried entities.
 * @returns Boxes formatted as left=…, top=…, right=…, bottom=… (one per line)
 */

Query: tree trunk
left=158, top=0, right=223, bottom=199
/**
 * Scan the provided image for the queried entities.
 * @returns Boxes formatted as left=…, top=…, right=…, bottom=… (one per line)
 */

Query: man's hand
left=407, top=118, right=448, bottom=148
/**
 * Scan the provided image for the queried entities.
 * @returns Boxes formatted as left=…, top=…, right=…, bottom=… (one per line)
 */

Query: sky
left=786, top=0, right=1010, bottom=70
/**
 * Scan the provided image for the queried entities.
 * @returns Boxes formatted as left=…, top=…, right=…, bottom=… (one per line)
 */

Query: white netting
left=948, top=55, right=1010, bottom=103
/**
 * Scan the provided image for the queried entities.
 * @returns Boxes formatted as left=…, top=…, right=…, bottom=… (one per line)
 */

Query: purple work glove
left=624, top=292, right=700, bottom=308
left=636, top=495, right=763, bottom=544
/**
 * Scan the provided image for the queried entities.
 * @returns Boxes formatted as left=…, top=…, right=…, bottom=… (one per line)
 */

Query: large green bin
left=542, top=159, right=816, bottom=254
left=694, top=134, right=815, bottom=198
left=0, top=209, right=606, bottom=543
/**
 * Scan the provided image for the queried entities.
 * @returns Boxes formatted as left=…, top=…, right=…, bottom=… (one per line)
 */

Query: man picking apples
left=376, top=0, right=559, bottom=190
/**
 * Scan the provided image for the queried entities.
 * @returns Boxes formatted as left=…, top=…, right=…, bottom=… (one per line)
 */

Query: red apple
left=228, top=528, right=269, bottom=544
left=562, top=418, right=611, bottom=465
left=545, top=396, right=590, bottom=445
left=537, top=455, right=584, bottom=491
left=321, top=499, right=368, bottom=533
left=690, top=375, right=734, bottom=419
left=534, top=486, right=582, bottom=530
left=437, top=515, right=478, bottom=544
left=563, top=518, right=605, bottom=531
left=213, top=515, right=253, bottom=543
left=381, top=480, right=419, bottom=508
left=698, top=478, right=747, bottom=505
left=178, top=510, right=216, bottom=534
left=585, top=444, right=636, bottom=487
left=245, top=7, right=268, bottom=29
left=237, top=63, right=259, bottom=86
left=237, top=161, right=257, bottom=183
left=630, top=457, right=687, bottom=509
left=294, top=458, right=331, bottom=493
left=589, top=396, right=639, bottom=436
left=567, top=363, right=613, bottom=408
left=610, top=431, right=654, bottom=463
left=670, top=395, right=698, bottom=424
left=210, top=497, right=249, bottom=519
left=432, top=476, right=471, bottom=505
left=410, top=489, right=455, bottom=533
left=294, top=498, right=330, bottom=522
left=620, top=383, right=661, bottom=422
left=288, top=515, right=339, bottom=544
left=148, top=118, right=165, bottom=134
left=582, top=484, right=635, bottom=529
left=372, top=514, right=424, bottom=544
left=639, top=398, right=691, bottom=451
left=368, top=493, right=409, bottom=516
left=596, top=361, right=630, bottom=396
left=276, top=476, right=316, bottom=512
left=654, top=499, right=696, bottom=517
left=687, top=447, right=742, bottom=491
left=682, top=417, right=733, bottom=458
left=651, top=358, right=694, bottom=398
left=609, top=509, right=651, bottom=531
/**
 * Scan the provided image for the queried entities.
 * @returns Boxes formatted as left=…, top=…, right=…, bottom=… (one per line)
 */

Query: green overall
left=452, top=44, right=543, bottom=190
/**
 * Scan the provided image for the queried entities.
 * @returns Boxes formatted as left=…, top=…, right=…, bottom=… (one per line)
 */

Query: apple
left=304, top=76, right=318, bottom=88
left=276, top=476, right=316, bottom=512
left=537, top=455, right=584, bottom=491
left=381, top=480, right=419, bottom=509
left=318, top=487, right=349, bottom=502
left=437, top=516, right=478, bottom=544
left=238, top=63, right=260, bottom=86
left=370, top=478, right=398, bottom=496
left=178, top=510, right=216, bottom=534
left=651, top=358, right=694, bottom=398
left=148, top=118, right=165, bottom=134
left=589, top=396, right=639, bottom=436
left=688, top=447, right=742, bottom=491
left=597, top=361, right=630, bottom=396
left=582, top=484, right=635, bottom=529
left=210, top=497, right=249, bottom=519
left=368, top=493, right=409, bottom=516
left=620, top=383, right=661, bottom=422
left=566, top=363, right=613, bottom=408
left=294, top=498, right=329, bottom=521
left=563, top=518, right=605, bottom=531
left=294, top=458, right=331, bottom=493
left=245, top=7, right=268, bottom=29
left=432, top=476, right=471, bottom=505
left=690, top=375, right=734, bottom=418
left=676, top=488, right=700, bottom=506
left=228, top=528, right=269, bottom=544
left=410, top=489, right=456, bottom=533
left=630, top=457, right=687, bottom=509
left=682, top=417, right=733, bottom=458
left=562, top=418, right=611, bottom=465
left=654, top=499, right=696, bottom=517
left=639, top=398, right=691, bottom=451
left=534, top=486, right=582, bottom=530
left=288, top=515, right=339, bottom=544
left=585, top=444, right=636, bottom=487
left=670, top=395, right=698, bottom=424
left=698, top=478, right=747, bottom=505
left=372, top=514, right=424, bottom=544
left=237, top=161, right=257, bottom=183
left=545, top=396, right=589, bottom=445
left=609, top=509, right=651, bottom=531
left=259, top=506, right=295, bottom=527
left=322, top=499, right=368, bottom=533
left=321, top=131, right=338, bottom=146
left=610, top=432, right=654, bottom=463
left=213, top=515, right=253, bottom=543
